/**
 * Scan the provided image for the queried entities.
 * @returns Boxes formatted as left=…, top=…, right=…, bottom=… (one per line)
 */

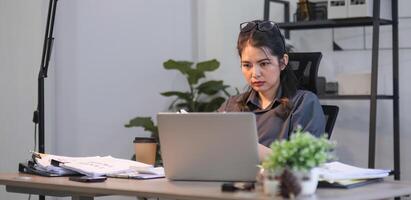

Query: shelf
left=266, top=0, right=400, bottom=180
left=319, top=95, right=394, bottom=100
left=277, top=17, right=393, bottom=30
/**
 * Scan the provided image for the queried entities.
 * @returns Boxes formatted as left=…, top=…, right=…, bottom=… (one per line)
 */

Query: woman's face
left=240, top=45, right=287, bottom=98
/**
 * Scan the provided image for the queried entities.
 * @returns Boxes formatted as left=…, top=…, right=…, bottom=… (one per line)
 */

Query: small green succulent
left=262, top=127, right=335, bottom=172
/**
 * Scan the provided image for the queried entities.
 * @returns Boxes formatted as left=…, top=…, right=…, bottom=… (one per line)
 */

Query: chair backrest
left=288, top=52, right=322, bottom=94
left=289, top=52, right=337, bottom=138
left=321, top=105, right=339, bottom=139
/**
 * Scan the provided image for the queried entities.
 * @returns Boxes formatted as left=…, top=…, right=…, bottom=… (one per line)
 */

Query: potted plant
left=125, top=59, right=234, bottom=166
left=261, top=128, right=335, bottom=197
left=160, top=59, right=233, bottom=112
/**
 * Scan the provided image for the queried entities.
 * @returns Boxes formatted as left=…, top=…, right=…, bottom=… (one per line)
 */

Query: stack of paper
left=106, top=167, right=165, bottom=179
left=60, top=156, right=152, bottom=177
left=33, top=153, right=102, bottom=176
left=30, top=152, right=164, bottom=178
left=318, top=161, right=390, bottom=181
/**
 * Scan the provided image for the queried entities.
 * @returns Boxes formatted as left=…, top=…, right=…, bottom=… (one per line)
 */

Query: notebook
left=318, top=178, right=383, bottom=189
left=157, top=112, right=260, bottom=182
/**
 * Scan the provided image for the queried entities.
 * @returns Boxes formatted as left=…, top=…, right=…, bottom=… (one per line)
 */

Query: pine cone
left=280, top=168, right=301, bottom=198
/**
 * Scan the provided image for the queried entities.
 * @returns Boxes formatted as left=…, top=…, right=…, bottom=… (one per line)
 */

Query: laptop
left=157, top=112, right=260, bottom=182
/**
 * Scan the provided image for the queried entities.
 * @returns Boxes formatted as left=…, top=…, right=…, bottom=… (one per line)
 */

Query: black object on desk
left=69, top=176, right=107, bottom=183
left=18, top=163, right=60, bottom=177
left=221, top=182, right=255, bottom=192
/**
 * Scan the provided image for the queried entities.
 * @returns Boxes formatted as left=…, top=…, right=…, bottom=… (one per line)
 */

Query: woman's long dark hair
left=236, top=20, right=298, bottom=119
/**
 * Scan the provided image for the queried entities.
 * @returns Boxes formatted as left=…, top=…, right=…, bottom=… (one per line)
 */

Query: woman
left=218, top=20, right=325, bottom=161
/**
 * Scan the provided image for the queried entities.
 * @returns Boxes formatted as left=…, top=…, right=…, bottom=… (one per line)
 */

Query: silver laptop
left=157, top=112, right=260, bottom=182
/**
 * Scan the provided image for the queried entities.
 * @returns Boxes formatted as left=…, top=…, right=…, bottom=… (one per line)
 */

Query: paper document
left=30, top=152, right=163, bottom=178
left=61, top=156, right=152, bottom=177
left=106, top=167, right=165, bottom=179
left=318, top=161, right=390, bottom=181
left=32, top=152, right=98, bottom=175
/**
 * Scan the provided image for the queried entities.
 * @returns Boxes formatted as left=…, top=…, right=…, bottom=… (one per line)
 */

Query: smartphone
left=69, top=176, right=107, bottom=183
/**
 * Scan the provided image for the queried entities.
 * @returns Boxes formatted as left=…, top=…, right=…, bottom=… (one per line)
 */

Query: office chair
left=322, top=105, right=339, bottom=139
left=288, top=52, right=322, bottom=94
left=288, top=52, right=339, bottom=138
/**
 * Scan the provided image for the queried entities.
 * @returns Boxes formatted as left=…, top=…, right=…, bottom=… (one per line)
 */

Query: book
left=318, top=178, right=383, bottom=189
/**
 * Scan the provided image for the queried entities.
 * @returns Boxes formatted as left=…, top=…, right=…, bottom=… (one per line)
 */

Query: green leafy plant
left=161, top=59, right=231, bottom=112
left=125, top=59, right=235, bottom=165
left=125, top=117, right=158, bottom=140
left=262, top=128, right=335, bottom=172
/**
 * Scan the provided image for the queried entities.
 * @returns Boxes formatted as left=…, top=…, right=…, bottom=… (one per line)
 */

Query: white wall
left=195, top=0, right=292, bottom=92
left=1, top=0, right=194, bottom=199
left=195, top=0, right=411, bottom=180
left=1, top=0, right=410, bottom=199
left=53, top=0, right=194, bottom=159
left=0, top=0, right=56, bottom=199
left=196, top=0, right=264, bottom=90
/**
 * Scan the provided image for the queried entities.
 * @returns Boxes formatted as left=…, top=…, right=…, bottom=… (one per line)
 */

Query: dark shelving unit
left=277, top=17, right=393, bottom=30
left=264, top=0, right=400, bottom=180
left=319, top=95, right=394, bottom=100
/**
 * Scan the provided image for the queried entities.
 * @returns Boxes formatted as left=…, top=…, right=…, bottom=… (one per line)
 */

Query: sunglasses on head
left=239, top=20, right=287, bottom=53
left=239, top=20, right=279, bottom=33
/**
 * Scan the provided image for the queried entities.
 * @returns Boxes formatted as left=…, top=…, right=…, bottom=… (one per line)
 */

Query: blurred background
left=1, top=0, right=410, bottom=199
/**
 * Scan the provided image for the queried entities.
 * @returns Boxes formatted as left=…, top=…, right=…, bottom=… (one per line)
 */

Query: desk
left=1, top=173, right=411, bottom=200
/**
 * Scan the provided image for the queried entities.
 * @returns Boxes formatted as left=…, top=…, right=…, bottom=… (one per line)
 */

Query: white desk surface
left=1, top=173, right=411, bottom=200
